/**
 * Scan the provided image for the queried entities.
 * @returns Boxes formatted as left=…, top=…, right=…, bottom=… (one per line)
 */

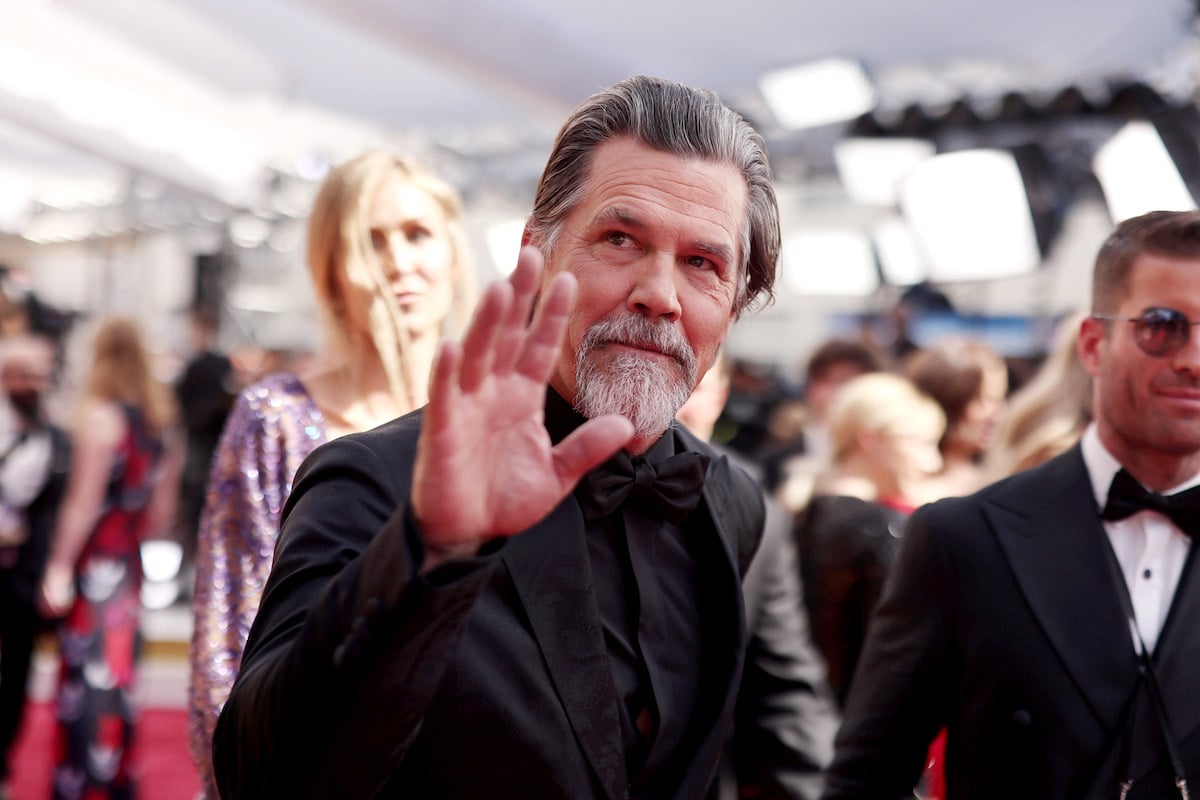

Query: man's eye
left=604, top=231, right=631, bottom=247
left=686, top=255, right=716, bottom=271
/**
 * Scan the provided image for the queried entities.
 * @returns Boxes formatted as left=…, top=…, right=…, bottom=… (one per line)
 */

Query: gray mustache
left=581, top=316, right=696, bottom=372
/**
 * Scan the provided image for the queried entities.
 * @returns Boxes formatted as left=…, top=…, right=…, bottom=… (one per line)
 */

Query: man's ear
left=1077, top=315, right=1105, bottom=378
left=521, top=225, right=533, bottom=247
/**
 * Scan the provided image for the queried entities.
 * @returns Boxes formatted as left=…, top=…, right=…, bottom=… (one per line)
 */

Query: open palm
left=412, top=246, right=633, bottom=555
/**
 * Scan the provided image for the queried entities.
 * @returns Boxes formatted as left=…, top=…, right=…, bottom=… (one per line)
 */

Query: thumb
left=551, top=414, right=635, bottom=491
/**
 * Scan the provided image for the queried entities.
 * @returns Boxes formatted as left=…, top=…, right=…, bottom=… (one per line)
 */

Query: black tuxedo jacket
left=822, top=445, right=1200, bottom=799
left=213, top=408, right=765, bottom=799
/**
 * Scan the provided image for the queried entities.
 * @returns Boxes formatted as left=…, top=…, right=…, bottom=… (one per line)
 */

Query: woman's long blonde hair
left=827, top=372, right=946, bottom=463
left=986, top=312, right=1092, bottom=478
left=306, top=151, right=476, bottom=409
left=83, top=316, right=176, bottom=434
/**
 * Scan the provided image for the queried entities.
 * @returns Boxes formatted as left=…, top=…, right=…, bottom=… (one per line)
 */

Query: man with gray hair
left=214, top=75, right=787, bottom=798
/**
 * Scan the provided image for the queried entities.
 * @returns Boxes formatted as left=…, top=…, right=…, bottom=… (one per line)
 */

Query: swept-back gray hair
left=526, top=75, right=779, bottom=316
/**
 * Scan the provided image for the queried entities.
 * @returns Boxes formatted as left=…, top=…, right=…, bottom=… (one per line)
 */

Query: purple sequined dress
left=187, top=373, right=326, bottom=799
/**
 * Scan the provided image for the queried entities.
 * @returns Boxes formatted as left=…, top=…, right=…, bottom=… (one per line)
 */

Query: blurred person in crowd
left=794, top=372, right=944, bottom=707
left=40, top=317, right=182, bottom=800
left=173, top=307, right=235, bottom=586
left=823, top=210, right=1200, bottom=799
left=215, top=75, right=781, bottom=799
left=796, top=339, right=885, bottom=463
left=678, top=350, right=837, bottom=800
left=888, top=281, right=954, bottom=361
left=986, top=311, right=1092, bottom=480
left=772, top=338, right=884, bottom=513
left=905, top=337, right=1008, bottom=502
left=0, top=336, right=70, bottom=800
left=0, top=265, right=75, bottom=346
left=187, top=150, right=477, bottom=798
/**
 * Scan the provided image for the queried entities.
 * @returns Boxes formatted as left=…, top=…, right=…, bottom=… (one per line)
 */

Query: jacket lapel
left=1149, top=543, right=1200, bottom=743
left=984, top=447, right=1139, bottom=732
left=673, top=423, right=762, bottom=578
left=501, top=426, right=755, bottom=799
left=500, top=501, right=628, bottom=799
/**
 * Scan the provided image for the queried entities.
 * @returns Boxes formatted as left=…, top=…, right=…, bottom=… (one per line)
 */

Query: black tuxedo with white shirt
left=821, top=444, right=1200, bottom=799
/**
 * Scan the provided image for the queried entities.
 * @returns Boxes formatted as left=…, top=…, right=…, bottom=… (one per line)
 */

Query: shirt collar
left=1080, top=422, right=1200, bottom=510
left=543, top=387, right=588, bottom=445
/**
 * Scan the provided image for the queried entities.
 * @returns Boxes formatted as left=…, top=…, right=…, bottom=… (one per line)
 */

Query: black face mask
left=7, top=390, right=39, bottom=419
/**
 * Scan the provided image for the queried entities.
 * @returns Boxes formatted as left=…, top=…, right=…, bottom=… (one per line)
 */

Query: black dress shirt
left=545, top=389, right=722, bottom=798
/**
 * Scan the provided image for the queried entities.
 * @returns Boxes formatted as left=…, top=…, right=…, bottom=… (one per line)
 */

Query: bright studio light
left=1093, top=121, right=1197, bottom=223
left=872, top=216, right=928, bottom=285
left=900, top=149, right=1041, bottom=282
left=782, top=228, right=879, bottom=296
left=760, top=58, right=877, bottom=130
left=485, top=217, right=526, bottom=276
left=834, top=137, right=935, bottom=206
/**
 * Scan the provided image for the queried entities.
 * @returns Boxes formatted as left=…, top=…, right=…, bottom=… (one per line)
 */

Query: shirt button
left=1143, top=569, right=1152, bottom=579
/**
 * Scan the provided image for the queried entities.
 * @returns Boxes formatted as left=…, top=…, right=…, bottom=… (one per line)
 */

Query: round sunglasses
left=1092, top=307, right=1200, bottom=357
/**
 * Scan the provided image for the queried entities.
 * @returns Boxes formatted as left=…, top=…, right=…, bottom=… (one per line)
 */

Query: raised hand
left=411, top=245, right=633, bottom=561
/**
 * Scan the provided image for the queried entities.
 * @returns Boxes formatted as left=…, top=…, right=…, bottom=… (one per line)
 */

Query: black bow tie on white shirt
left=577, top=451, right=710, bottom=524
left=1101, top=468, right=1200, bottom=537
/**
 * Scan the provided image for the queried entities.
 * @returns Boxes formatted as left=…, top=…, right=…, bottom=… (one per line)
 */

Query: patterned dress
left=187, top=373, right=326, bottom=799
left=53, top=406, right=162, bottom=800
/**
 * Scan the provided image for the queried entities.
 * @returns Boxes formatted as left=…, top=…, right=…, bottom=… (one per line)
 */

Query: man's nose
left=626, top=252, right=681, bottom=320
left=1171, top=322, right=1200, bottom=375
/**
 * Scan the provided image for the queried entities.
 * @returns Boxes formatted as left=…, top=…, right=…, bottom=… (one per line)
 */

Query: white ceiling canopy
left=0, top=0, right=1196, bottom=245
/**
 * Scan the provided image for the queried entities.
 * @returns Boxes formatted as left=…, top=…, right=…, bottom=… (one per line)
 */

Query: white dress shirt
left=1080, top=424, right=1195, bottom=654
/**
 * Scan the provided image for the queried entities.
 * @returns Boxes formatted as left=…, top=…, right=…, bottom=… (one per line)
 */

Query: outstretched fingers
left=457, top=246, right=549, bottom=389
left=424, top=338, right=463, bottom=434
left=457, top=279, right=512, bottom=393
left=492, top=246, right=544, bottom=374
left=514, top=270, right=575, bottom=382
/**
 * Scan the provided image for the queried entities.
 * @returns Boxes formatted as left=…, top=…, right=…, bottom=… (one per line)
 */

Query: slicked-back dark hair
left=525, top=75, right=779, bottom=317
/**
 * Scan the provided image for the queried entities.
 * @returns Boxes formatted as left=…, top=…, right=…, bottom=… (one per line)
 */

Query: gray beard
left=574, top=315, right=698, bottom=439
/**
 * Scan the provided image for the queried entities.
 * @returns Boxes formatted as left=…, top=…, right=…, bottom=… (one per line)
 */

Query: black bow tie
left=1101, top=468, right=1200, bottom=537
left=577, top=450, right=710, bottom=523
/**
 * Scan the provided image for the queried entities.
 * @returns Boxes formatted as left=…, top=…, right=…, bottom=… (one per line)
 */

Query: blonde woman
left=187, top=151, right=476, bottom=798
left=796, top=372, right=945, bottom=705
left=41, top=317, right=182, bottom=800
left=985, top=313, right=1092, bottom=480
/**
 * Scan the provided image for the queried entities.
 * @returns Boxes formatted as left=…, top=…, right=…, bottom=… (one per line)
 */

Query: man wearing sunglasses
left=822, top=210, right=1200, bottom=800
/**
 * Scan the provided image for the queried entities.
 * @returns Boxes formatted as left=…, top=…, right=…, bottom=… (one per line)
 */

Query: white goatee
left=574, top=315, right=697, bottom=438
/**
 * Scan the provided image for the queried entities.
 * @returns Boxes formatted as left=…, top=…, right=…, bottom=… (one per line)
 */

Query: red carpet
left=9, top=701, right=201, bottom=800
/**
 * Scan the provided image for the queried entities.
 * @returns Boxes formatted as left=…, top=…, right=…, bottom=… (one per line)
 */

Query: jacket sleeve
left=734, top=497, right=839, bottom=800
left=211, top=424, right=501, bottom=800
left=819, top=501, right=957, bottom=800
